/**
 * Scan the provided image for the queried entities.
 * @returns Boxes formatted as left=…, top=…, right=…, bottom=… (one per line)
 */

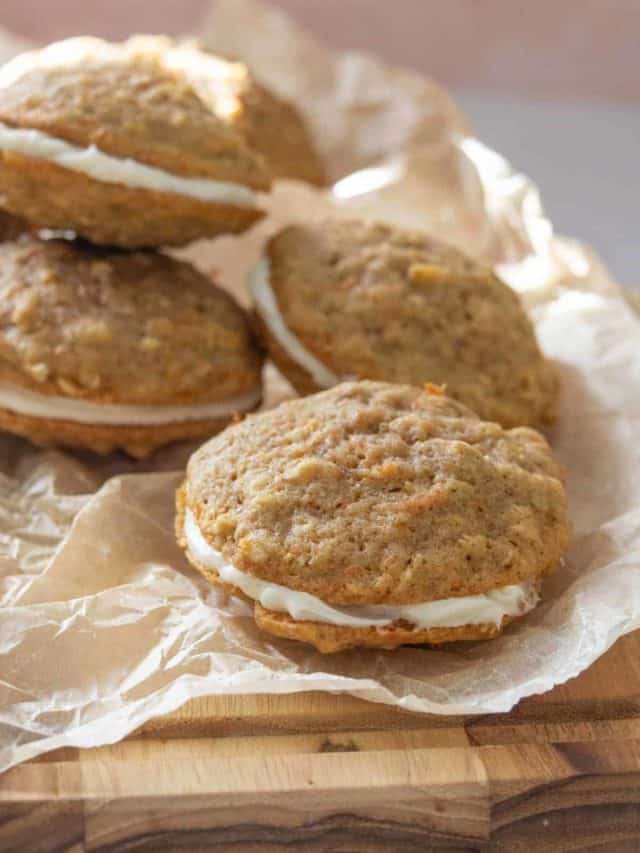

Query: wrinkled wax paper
left=2, top=0, right=640, bottom=773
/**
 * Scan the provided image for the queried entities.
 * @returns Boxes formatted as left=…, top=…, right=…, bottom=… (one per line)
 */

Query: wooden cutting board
left=1, top=628, right=640, bottom=851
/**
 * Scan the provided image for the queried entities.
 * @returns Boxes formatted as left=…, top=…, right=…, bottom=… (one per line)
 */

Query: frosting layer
left=0, top=384, right=261, bottom=426
left=185, top=509, right=539, bottom=629
left=249, top=258, right=340, bottom=388
left=0, top=122, right=258, bottom=207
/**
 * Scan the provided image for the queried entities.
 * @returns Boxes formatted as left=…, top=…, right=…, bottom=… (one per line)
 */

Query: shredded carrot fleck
left=423, top=382, right=446, bottom=396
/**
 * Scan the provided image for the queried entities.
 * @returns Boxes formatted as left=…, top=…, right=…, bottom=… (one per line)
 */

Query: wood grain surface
left=2, top=629, right=640, bottom=851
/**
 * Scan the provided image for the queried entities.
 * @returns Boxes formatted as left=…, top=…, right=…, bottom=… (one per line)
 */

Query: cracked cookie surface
left=180, top=381, right=568, bottom=622
left=0, top=234, right=263, bottom=455
left=255, top=218, right=558, bottom=428
left=0, top=37, right=271, bottom=246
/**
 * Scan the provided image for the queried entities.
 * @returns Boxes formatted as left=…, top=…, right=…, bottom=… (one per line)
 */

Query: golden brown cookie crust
left=256, top=219, right=558, bottom=428
left=0, top=234, right=263, bottom=405
left=182, top=382, right=569, bottom=606
left=0, top=146, right=264, bottom=249
left=229, top=78, right=325, bottom=186
left=0, top=38, right=271, bottom=246
left=176, top=485, right=537, bottom=652
left=0, top=40, right=271, bottom=186
left=0, top=406, right=258, bottom=458
left=252, top=604, right=520, bottom=652
left=167, top=38, right=324, bottom=186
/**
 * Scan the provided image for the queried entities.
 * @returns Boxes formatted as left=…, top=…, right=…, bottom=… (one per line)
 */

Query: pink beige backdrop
left=1, top=0, right=638, bottom=100
left=1, top=1, right=638, bottom=287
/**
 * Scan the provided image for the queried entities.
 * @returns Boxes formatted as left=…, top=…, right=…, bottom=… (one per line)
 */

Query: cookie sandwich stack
left=0, top=36, right=323, bottom=456
left=0, top=33, right=569, bottom=652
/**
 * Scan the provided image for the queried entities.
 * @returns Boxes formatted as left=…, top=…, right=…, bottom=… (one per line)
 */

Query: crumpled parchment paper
left=2, top=0, right=640, bottom=773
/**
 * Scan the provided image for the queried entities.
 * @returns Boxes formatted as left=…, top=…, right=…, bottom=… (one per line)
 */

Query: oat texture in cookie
left=0, top=37, right=272, bottom=247
left=178, top=381, right=569, bottom=650
left=0, top=234, right=263, bottom=455
left=251, top=219, right=558, bottom=428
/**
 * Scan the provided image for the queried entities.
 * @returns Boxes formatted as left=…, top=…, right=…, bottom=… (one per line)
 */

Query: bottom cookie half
left=0, top=406, right=247, bottom=458
left=176, top=490, right=535, bottom=653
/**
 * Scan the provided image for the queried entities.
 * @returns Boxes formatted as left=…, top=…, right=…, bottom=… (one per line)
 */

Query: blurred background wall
left=1, top=0, right=637, bottom=284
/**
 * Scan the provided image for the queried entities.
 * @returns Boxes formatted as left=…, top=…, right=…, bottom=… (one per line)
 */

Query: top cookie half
left=182, top=381, right=569, bottom=606
left=0, top=37, right=274, bottom=248
left=250, top=218, right=558, bottom=428
left=186, top=41, right=325, bottom=186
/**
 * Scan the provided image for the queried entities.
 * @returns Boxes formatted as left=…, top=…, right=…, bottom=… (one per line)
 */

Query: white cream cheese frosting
left=0, top=122, right=258, bottom=208
left=184, top=509, right=539, bottom=629
left=248, top=258, right=341, bottom=388
left=0, top=383, right=261, bottom=426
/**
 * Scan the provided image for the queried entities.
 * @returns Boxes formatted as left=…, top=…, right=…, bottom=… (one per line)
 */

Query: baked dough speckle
left=157, top=37, right=325, bottom=186
left=0, top=234, right=263, bottom=455
left=178, top=381, right=569, bottom=649
left=250, top=602, right=531, bottom=653
left=0, top=37, right=272, bottom=247
left=221, top=73, right=325, bottom=187
left=254, top=218, right=558, bottom=428
left=0, top=234, right=262, bottom=404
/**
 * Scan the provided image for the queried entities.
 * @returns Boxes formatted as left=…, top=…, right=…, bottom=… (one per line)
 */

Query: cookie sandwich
left=0, top=37, right=272, bottom=248
left=250, top=218, right=558, bottom=428
left=0, top=234, right=263, bottom=456
left=177, top=381, right=569, bottom=652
